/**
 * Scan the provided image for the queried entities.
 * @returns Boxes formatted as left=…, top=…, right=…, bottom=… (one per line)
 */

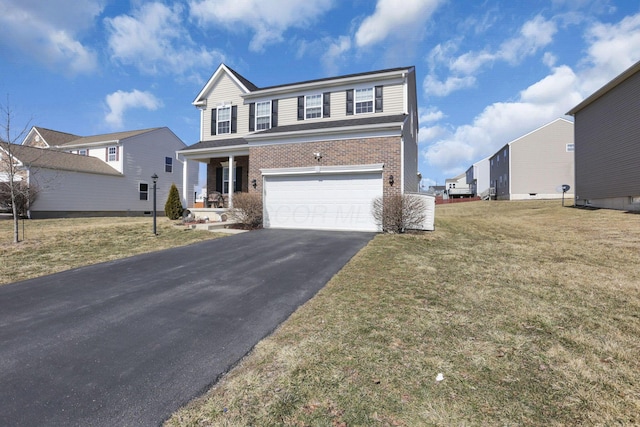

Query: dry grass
left=0, top=216, right=220, bottom=285
left=166, top=200, right=640, bottom=426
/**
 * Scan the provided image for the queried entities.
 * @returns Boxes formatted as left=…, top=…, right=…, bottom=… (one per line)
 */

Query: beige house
left=489, top=118, right=574, bottom=200
left=178, top=64, right=420, bottom=232
left=567, top=60, right=640, bottom=211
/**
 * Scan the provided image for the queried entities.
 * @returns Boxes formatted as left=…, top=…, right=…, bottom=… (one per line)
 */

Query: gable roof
left=567, top=59, right=640, bottom=115
left=1, top=142, right=122, bottom=176
left=30, top=127, right=80, bottom=147
left=55, top=127, right=163, bottom=148
left=193, top=64, right=258, bottom=107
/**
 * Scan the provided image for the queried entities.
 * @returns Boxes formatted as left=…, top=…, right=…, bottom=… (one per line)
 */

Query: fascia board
left=177, top=146, right=249, bottom=160
left=54, top=139, right=120, bottom=149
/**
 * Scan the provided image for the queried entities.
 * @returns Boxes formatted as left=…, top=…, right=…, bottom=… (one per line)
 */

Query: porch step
left=186, top=220, right=247, bottom=234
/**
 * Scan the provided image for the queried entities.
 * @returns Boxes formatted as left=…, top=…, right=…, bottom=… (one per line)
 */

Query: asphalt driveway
left=0, top=229, right=374, bottom=426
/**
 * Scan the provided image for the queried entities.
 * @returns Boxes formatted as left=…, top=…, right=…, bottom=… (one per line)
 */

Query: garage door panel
left=264, top=173, right=382, bottom=232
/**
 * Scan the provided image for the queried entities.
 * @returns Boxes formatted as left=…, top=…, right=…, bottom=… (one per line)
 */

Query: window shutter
left=323, top=92, right=330, bottom=118
left=271, top=100, right=278, bottom=127
left=105, top=148, right=108, bottom=162
left=215, top=167, right=223, bottom=193
left=234, top=166, right=243, bottom=192
left=375, top=85, right=383, bottom=112
left=297, top=96, right=304, bottom=120
left=211, top=109, right=217, bottom=135
left=231, top=105, right=238, bottom=133
left=346, top=89, right=354, bottom=115
left=116, top=146, right=119, bottom=161
left=249, top=103, right=255, bottom=132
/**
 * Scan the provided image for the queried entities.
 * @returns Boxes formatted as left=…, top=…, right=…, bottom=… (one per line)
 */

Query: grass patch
left=166, top=201, right=640, bottom=426
left=0, top=216, right=221, bottom=285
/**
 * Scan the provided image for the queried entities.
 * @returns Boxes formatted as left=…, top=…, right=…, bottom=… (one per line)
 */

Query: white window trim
left=165, top=156, right=173, bottom=173
left=355, top=87, right=373, bottom=114
left=222, top=166, right=237, bottom=194
left=108, top=146, right=117, bottom=162
left=256, top=100, right=271, bottom=130
left=305, top=94, right=322, bottom=119
left=217, top=105, right=231, bottom=135
left=566, top=143, right=575, bottom=152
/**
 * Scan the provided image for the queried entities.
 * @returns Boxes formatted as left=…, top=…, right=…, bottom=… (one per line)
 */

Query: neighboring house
left=566, top=60, right=640, bottom=211
left=444, top=172, right=473, bottom=199
left=465, top=156, right=490, bottom=199
left=177, top=64, right=420, bottom=232
left=489, top=118, right=574, bottom=200
left=3, top=126, right=197, bottom=218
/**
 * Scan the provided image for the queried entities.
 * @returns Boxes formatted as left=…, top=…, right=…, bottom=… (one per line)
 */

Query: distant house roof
left=52, top=127, right=163, bottom=147
left=567, top=59, right=640, bottom=115
left=1, top=142, right=122, bottom=176
left=32, top=127, right=80, bottom=146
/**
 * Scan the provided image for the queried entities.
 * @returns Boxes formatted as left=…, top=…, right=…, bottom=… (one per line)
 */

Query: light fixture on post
left=388, top=174, right=394, bottom=186
left=251, top=178, right=257, bottom=189
left=151, top=173, right=158, bottom=235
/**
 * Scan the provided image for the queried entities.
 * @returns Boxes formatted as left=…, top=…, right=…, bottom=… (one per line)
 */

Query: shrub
left=372, top=194, right=427, bottom=233
left=164, top=183, right=183, bottom=220
left=229, top=193, right=263, bottom=229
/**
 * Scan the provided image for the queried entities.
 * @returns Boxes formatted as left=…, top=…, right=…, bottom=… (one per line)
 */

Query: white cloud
left=578, top=13, right=640, bottom=94
left=422, top=65, right=581, bottom=174
left=498, top=15, right=557, bottom=64
left=321, top=36, right=352, bottom=75
left=355, top=0, right=442, bottom=47
left=189, top=0, right=334, bottom=52
left=419, top=107, right=446, bottom=123
left=106, top=2, right=225, bottom=77
left=0, top=0, right=101, bottom=74
left=105, top=90, right=162, bottom=128
left=423, top=74, right=476, bottom=97
left=419, top=125, right=449, bottom=144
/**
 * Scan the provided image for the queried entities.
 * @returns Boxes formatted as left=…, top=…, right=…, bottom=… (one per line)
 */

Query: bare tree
left=0, top=97, right=33, bottom=243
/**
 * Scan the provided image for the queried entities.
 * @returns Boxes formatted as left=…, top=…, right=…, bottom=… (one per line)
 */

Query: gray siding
left=574, top=70, right=640, bottom=201
left=489, top=146, right=510, bottom=199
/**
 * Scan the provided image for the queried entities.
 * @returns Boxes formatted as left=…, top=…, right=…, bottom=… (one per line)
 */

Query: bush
left=229, top=193, right=262, bottom=229
left=372, top=194, right=427, bottom=233
left=164, top=183, right=183, bottom=220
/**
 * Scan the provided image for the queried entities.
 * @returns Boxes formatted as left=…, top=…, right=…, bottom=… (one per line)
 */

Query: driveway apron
left=0, top=229, right=374, bottom=426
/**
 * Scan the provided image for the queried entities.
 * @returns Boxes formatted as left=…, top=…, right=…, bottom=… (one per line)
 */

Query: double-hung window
left=165, top=157, right=172, bottom=173
left=222, top=166, right=236, bottom=194
left=108, top=146, right=117, bottom=162
left=139, top=183, right=149, bottom=201
left=217, top=106, right=231, bottom=134
left=355, top=88, right=373, bottom=114
left=256, top=101, right=271, bottom=130
left=305, top=95, right=322, bottom=119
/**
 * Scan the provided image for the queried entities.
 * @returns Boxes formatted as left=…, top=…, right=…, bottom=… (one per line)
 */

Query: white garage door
left=263, top=172, right=382, bottom=232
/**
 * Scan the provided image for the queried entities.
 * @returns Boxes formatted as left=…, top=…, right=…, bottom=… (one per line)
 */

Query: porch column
left=181, top=157, right=188, bottom=208
left=228, top=154, right=234, bottom=209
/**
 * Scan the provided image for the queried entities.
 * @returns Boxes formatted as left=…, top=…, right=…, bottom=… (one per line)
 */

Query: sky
left=1, top=0, right=640, bottom=189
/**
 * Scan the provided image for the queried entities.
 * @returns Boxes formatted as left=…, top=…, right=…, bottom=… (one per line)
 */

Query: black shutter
left=234, top=166, right=243, bottom=192
left=231, top=105, right=237, bottom=133
left=297, top=96, right=304, bottom=120
left=215, top=167, right=223, bottom=193
left=249, top=103, right=255, bottom=132
left=271, top=99, right=278, bottom=127
left=211, top=109, right=217, bottom=135
left=375, top=85, right=383, bottom=112
left=346, top=89, right=354, bottom=115
left=323, top=92, right=330, bottom=118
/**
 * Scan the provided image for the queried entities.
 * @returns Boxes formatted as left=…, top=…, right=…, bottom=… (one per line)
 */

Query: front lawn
left=166, top=200, right=640, bottom=426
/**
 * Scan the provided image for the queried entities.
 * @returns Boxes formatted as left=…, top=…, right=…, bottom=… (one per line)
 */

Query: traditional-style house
left=177, top=64, right=420, bottom=231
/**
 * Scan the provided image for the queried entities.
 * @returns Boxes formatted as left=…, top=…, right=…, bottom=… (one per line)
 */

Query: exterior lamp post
left=151, top=173, right=158, bottom=235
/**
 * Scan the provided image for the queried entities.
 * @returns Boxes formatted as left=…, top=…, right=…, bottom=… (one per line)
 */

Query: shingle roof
left=1, top=142, right=122, bottom=176
left=255, top=114, right=407, bottom=135
left=226, top=65, right=259, bottom=91
left=53, top=127, right=162, bottom=147
left=33, top=127, right=80, bottom=146
left=182, top=137, right=248, bottom=151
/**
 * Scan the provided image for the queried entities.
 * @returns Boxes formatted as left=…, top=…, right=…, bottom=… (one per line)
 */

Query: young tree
left=164, top=183, right=183, bottom=220
left=0, top=98, right=33, bottom=243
